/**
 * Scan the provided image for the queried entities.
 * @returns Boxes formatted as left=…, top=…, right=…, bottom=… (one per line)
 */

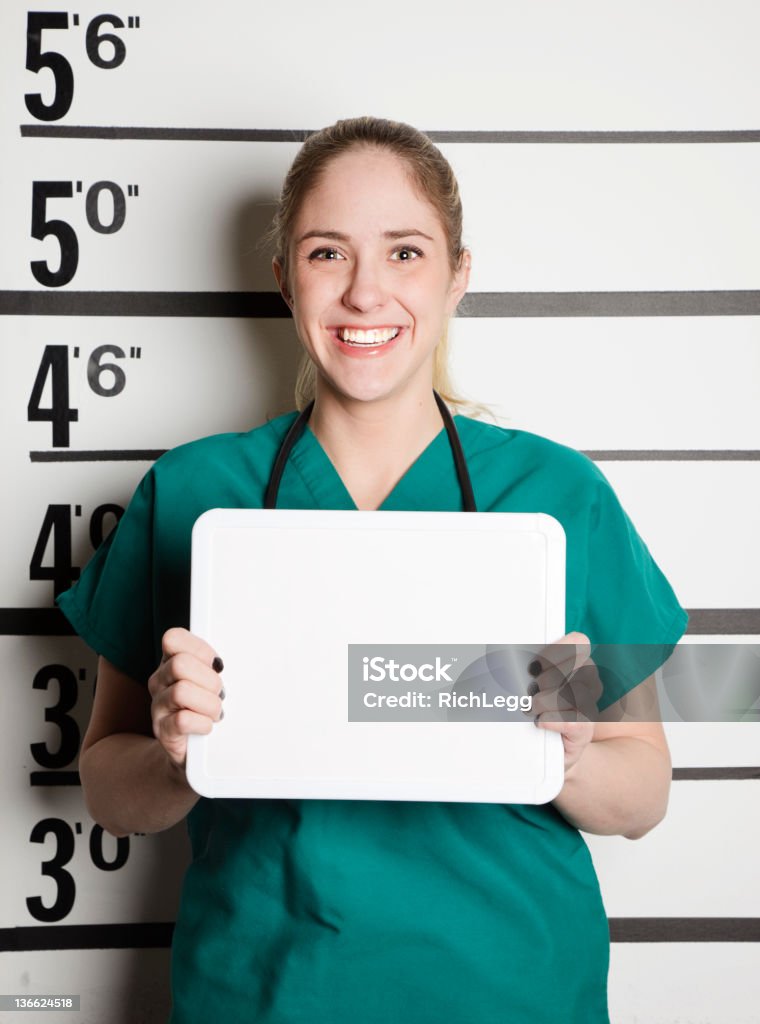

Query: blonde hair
left=264, top=116, right=479, bottom=413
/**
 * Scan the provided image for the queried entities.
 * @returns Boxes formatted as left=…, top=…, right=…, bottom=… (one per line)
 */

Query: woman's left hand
left=527, top=632, right=602, bottom=772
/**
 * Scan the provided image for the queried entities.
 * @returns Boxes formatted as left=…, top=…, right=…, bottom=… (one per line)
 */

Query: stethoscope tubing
left=263, top=391, right=477, bottom=512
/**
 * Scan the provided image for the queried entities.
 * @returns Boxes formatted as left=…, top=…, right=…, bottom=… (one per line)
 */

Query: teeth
left=338, top=327, right=400, bottom=346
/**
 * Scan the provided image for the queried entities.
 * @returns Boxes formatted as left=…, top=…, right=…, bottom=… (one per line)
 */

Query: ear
left=272, top=257, right=294, bottom=311
left=445, top=248, right=471, bottom=316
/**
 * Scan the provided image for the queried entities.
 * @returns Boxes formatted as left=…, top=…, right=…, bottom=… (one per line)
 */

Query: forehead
left=293, top=148, right=443, bottom=236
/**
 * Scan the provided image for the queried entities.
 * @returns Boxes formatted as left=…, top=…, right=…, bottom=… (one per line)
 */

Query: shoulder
left=149, top=411, right=300, bottom=482
left=118, top=411, right=301, bottom=520
left=455, top=414, right=608, bottom=499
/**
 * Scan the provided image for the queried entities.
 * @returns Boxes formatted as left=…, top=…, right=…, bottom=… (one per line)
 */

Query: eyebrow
left=296, top=228, right=435, bottom=244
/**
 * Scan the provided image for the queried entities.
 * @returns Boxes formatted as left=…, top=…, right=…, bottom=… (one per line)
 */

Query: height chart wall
left=1, top=2, right=758, bottom=1022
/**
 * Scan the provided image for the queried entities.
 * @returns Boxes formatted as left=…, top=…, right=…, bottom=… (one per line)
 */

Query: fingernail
left=219, top=687, right=226, bottom=700
left=528, top=659, right=542, bottom=678
left=219, top=707, right=225, bottom=721
left=212, top=656, right=224, bottom=673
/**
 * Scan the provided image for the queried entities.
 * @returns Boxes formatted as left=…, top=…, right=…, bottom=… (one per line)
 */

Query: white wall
left=1, top=2, right=758, bottom=1022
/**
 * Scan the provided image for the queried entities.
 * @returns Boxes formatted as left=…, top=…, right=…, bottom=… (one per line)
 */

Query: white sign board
left=188, top=509, right=565, bottom=803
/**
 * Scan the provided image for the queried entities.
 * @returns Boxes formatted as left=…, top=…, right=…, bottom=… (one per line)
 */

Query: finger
left=532, top=659, right=602, bottom=708
left=530, top=633, right=591, bottom=679
left=535, top=708, right=590, bottom=724
left=162, top=652, right=224, bottom=696
left=527, top=657, right=567, bottom=693
left=562, top=631, right=591, bottom=649
left=531, top=672, right=600, bottom=719
left=535, top=719, right=586, bottom=734
left=161, top=627, right=221, bottom=669
left=155, top=708, right=216, bottom=748
left=535, top=717, right=594, bottom=737
left=531, top=689, right=574, bottom=715
left=532, top=692, right=590, bottom=719
left=159, top=677, right=224, bottom=722
left=572, top=662, right=604, bottom=704
left=560, top=720, right=595, bottom=742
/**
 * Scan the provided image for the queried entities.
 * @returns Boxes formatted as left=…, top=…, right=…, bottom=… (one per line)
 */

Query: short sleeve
left=569, top=463, right=688, bottom=710
left=56, top=467, right=159, bottom=685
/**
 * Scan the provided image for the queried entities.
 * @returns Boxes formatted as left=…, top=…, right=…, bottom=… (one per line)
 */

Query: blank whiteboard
left=187, top=509, right=566, bottom=803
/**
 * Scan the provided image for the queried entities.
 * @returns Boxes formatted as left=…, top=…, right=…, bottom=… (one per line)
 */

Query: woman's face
left=274, top=147, right=470, bottom=406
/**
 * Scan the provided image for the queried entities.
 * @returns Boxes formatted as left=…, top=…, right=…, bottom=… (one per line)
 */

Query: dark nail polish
left=219, top=707, right=225, bottom=721
left=528, top=659, right=542, bottom=678
left=212, top=656, right=224, bottom=673
left=219, top=687, right=226, bottom=700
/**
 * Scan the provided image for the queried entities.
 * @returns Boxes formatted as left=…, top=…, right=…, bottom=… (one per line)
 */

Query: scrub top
left=57, top=412, right=688, bottom=1024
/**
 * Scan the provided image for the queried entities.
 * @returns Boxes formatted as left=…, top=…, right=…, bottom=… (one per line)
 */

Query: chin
left=316, top=355, right=433, bottom=407
left=336, top=382, right=396, bottom=405
left=319, top=368, right=400, bottom=405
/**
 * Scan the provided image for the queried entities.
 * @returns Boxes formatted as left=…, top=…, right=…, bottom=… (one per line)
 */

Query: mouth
left=333, top=326, right=402, bottom=348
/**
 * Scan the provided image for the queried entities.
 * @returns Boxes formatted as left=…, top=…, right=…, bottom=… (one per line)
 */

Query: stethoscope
left=264, top=390, right=477, bottom=512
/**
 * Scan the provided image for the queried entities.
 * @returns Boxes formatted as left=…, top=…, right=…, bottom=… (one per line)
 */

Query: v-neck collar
left=287, top=419, right=460, bottom=512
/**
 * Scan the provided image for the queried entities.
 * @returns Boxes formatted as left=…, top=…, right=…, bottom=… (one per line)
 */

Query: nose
left=342, top=252, right=387, bottom=313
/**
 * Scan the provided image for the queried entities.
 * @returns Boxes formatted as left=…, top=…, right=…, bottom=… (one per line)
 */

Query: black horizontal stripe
left=0, top=608, right=75, bottom=635
left=609, top=918, right=760, bottom=942
left=1, top=607, right=758, bottom=636
left=673, top=767, right=760, bottom=781
left=583, top=450, right=760, bottom=461
left=30, top=449, right=167, bottom=463
left=0, top=290, right=289, bottom=317
left=686, top=609, right=760, bottom=634
left=19, top=125, right=760, bottom=144
left=29, top=771, right=81, bottom=786
left=459, top=291, right=760, bottom=317
left=433, top=130, right=760, bottom=145
left=2, top=918, right=758, bottom=951
left=3, top=290, right=760, bottom=318
left=28, top=448, right=760, bottom=464
left=0, top=922, right=175, bottom=952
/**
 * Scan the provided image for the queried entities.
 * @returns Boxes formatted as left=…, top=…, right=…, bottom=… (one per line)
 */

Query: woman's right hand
left=147, top=627, right=225, bottom=772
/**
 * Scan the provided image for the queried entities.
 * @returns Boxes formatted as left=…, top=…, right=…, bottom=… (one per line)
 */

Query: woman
left=58, top=116, right=687, bottom=1023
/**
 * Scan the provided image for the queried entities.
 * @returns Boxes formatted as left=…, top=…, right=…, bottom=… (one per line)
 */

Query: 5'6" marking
left=25, top=11, right=141, bottom=121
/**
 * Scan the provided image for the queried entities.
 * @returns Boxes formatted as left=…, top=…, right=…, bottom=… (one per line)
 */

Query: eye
left=390, top=246, right=423, bottom=262
left=308, top=247, right=345, bottom=261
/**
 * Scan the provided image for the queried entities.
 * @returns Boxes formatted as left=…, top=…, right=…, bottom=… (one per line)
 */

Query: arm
left=531, top=635, right=672, bottom=839
left=79, top=629, right=224, bottom=838
left=547, top=694, right=672, bottom=840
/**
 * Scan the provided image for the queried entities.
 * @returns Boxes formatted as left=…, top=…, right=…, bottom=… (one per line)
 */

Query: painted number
left=28, top=344, right=143, bottom=446
left=29, top=503, right=124, bottom=597
left=27, top=345, right=78, bottom=447
left=25, top=11, right=140, bottom=122
left=30, top=180, right=138, bottom=287
left=26, top=819, right=130, bottom=922
left=24, top=13, right=74, bottom=122
left=31, top=664, right=81, bottom=770
left=26, top=818, right=76, bottom=922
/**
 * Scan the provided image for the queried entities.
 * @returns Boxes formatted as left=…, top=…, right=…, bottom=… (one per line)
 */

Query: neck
left=309, top=383, right=446, bottom=510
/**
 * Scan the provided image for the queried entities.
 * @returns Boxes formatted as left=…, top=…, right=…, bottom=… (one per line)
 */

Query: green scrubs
left=58, top=412, right=688, bottom=1024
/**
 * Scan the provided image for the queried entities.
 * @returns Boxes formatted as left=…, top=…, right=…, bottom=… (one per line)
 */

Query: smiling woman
left=268, top=128, right=471, bottom=509
left=56, top=115, right=688, bottom=1024
left=265, top=117, right=470, bottom=416
left=280, top=147, right=467, bottom=395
